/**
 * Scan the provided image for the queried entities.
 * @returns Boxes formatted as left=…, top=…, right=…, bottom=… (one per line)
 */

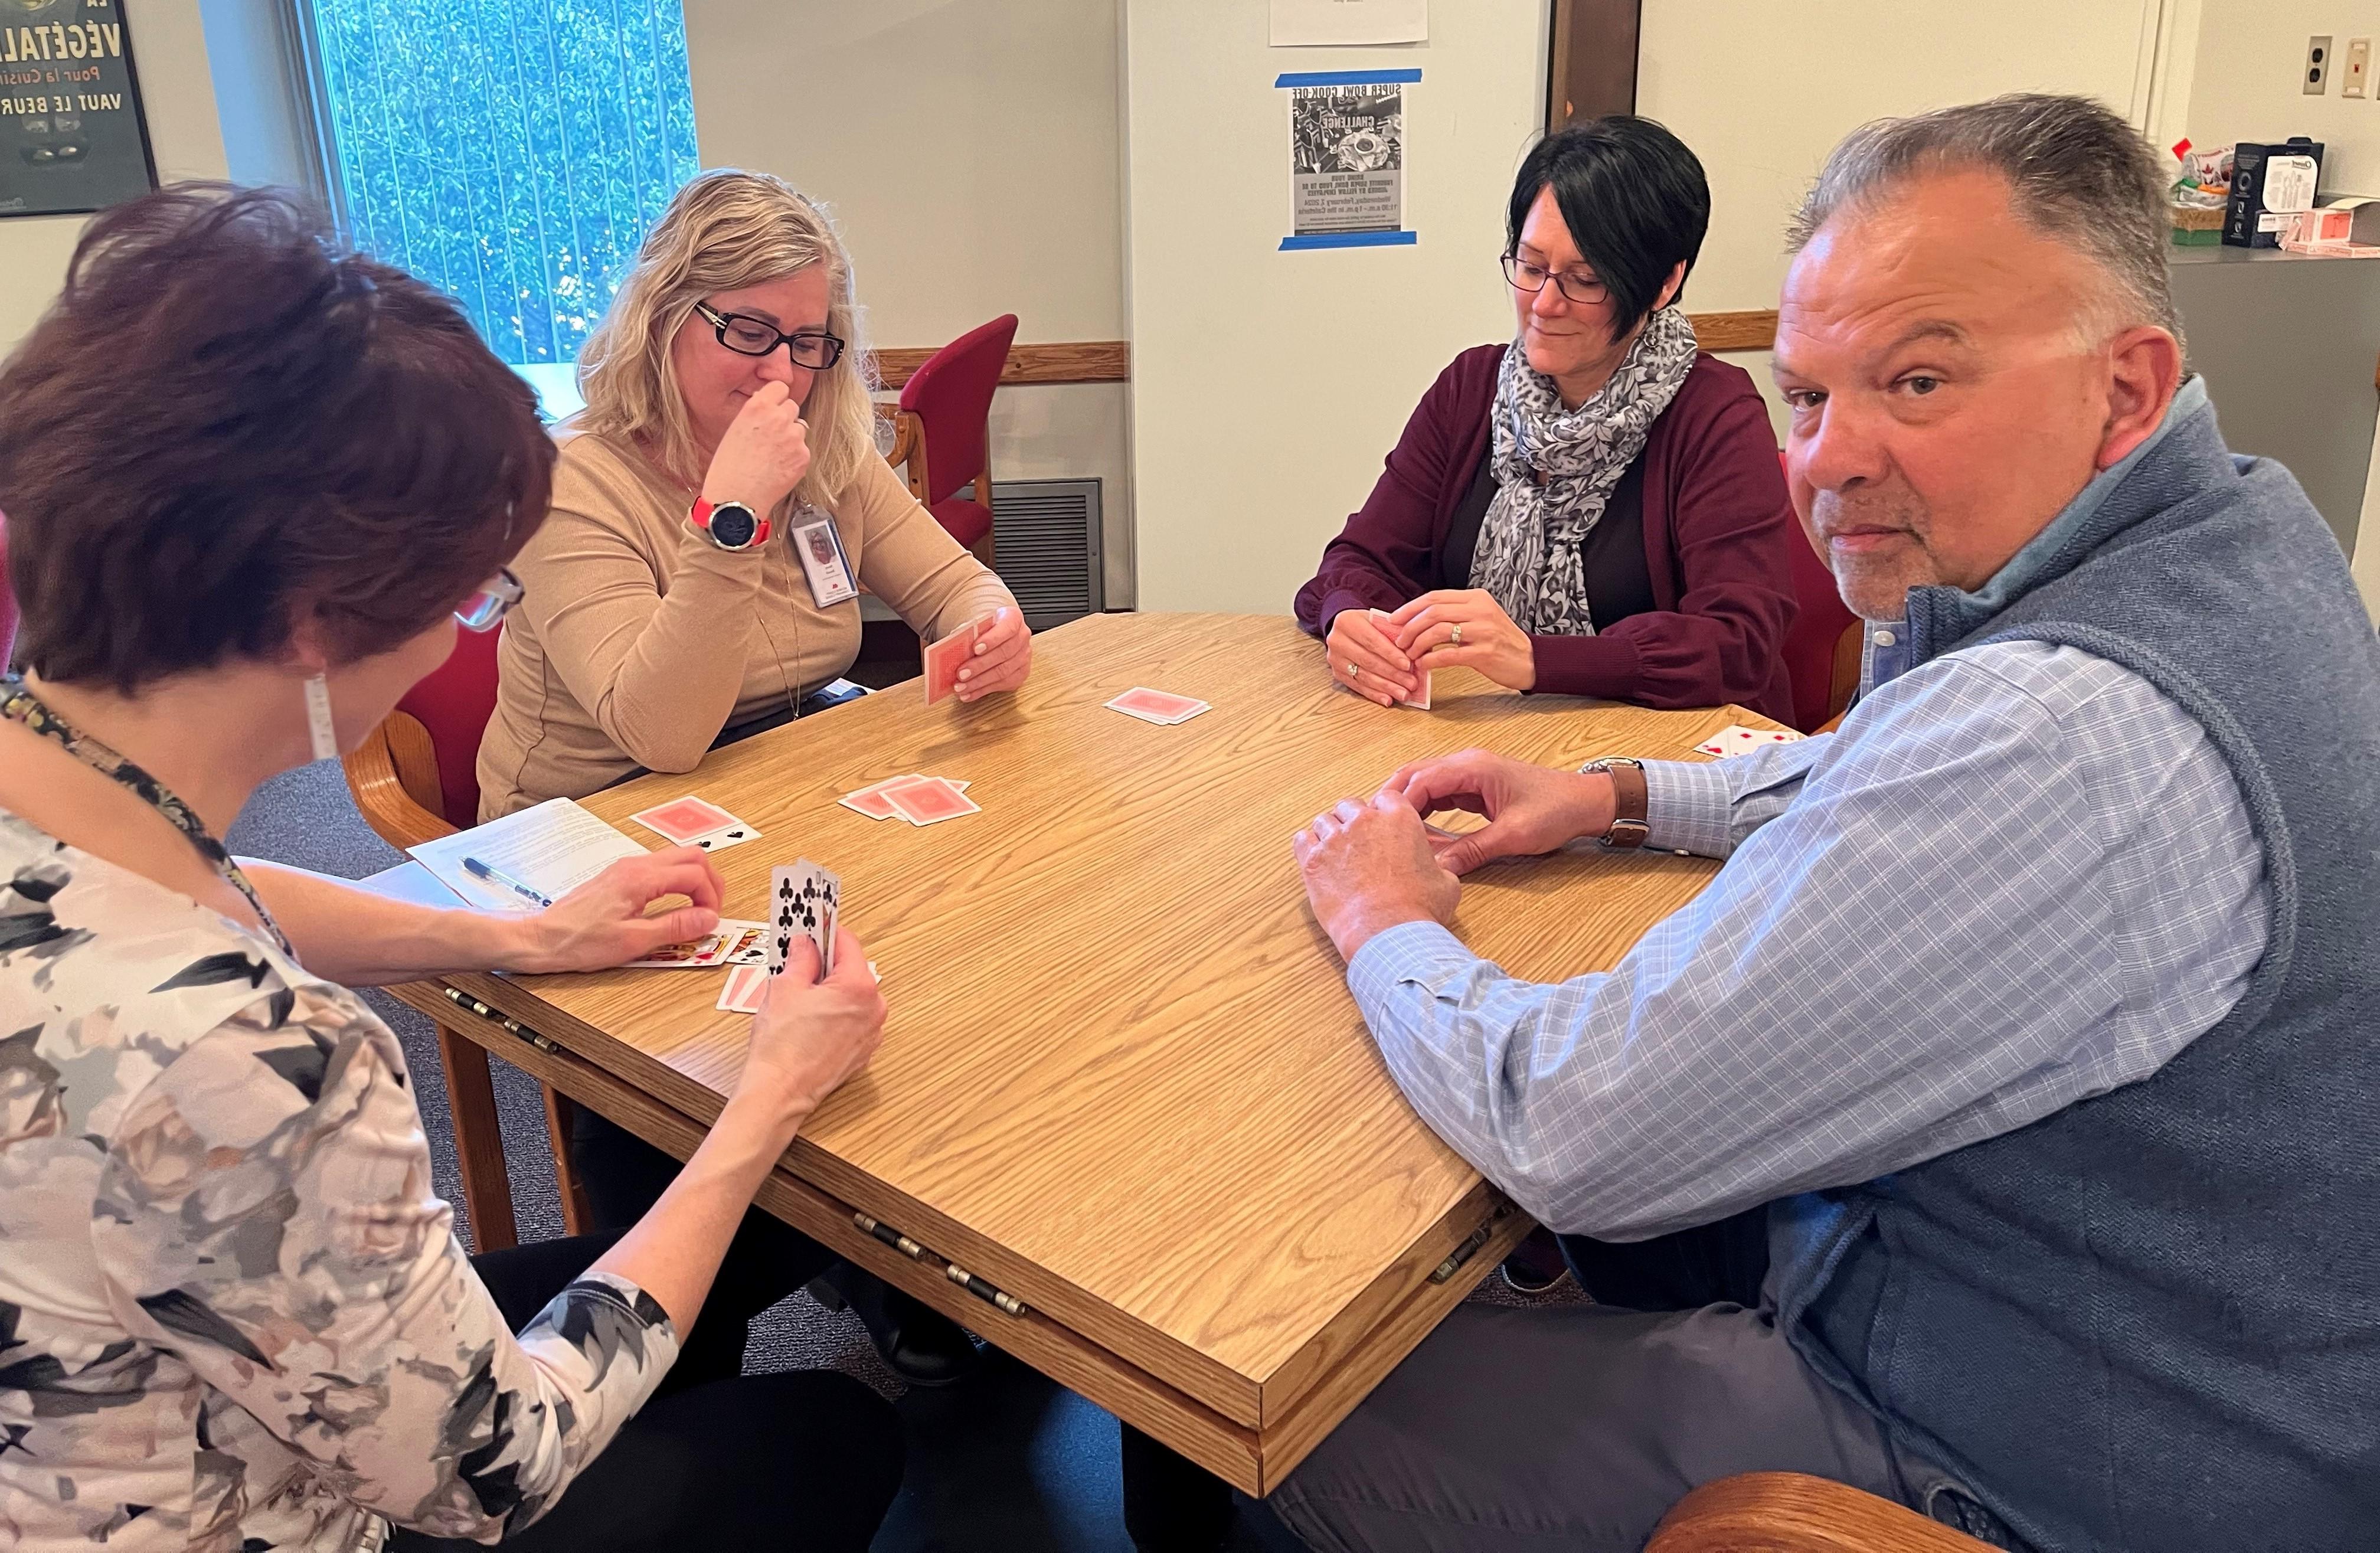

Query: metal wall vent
left=985, top=478, right=1104, bottom=631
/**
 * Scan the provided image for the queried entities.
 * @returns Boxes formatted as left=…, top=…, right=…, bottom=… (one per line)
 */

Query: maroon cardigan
left=1293, top=345, right=1800, bottom=724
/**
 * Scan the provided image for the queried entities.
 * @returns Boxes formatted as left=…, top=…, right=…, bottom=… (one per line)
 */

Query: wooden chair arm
left=884, top=408, right=930, bottom=504
left=340, top=711, right=457, bottom=852
left=1647, top=1473, right=1997, bottom=1553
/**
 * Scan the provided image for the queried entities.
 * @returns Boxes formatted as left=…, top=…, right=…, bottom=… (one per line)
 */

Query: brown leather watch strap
left=1584, top=758, right=1650, bottom=849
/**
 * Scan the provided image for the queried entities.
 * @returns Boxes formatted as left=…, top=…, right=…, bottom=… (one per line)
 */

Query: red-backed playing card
left=1106, top=687, right=1208, bottom=724
left=883, top=776, right=981, bottom=825
left=923, top=619, right=982, bottom=705
left=716, top=963, right=769, bottom=1014
left=629, top=795, right=740, bottom=845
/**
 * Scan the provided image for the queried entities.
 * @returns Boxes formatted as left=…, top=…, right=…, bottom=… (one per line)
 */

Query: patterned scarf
left=1469, top=306, right=1700, bottom=636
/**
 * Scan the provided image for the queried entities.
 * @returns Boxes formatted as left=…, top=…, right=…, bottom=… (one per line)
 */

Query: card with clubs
left=1105, top=687, right=1209, bottom=725
left=923, top=618, right=983, bottom=705
left=629, top=796, right=760, bottom=851
left=1696, top=723, right=1806, bottom=758
left=769, top=860, right=841, bottom=978
left=1367, top=609, right=1433, bottom=710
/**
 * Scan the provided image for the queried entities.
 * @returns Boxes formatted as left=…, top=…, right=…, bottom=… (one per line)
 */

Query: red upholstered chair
left=340, top=625, right=590, bottom=1248
left=1776, top=450, right=1861, bottom=732
left=885, top=314, right=1017, bottom=565
left=0, top=509, right=17, bottom=672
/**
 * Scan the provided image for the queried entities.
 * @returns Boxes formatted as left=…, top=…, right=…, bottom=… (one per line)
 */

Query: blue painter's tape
left=1274, top=68, right=1423, bottom=87
left=1279, top=230, right=1419, bottom=251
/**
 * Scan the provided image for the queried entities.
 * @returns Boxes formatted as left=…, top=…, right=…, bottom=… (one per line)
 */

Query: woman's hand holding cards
left=505, top=846, right=725, bottom=974
left=701, top=378, right=812, bottom=513
left=955, top=605, right=1034, bottom=702
left=1325, top=607, right=1417, bottom=707
left=738, top=926, right=885, bottom=1129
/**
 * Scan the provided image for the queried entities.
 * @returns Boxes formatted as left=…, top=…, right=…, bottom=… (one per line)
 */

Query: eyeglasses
left=456, top=567, right=524, bottom=632
left=1502, top=253, right=1610, bottom=306
left=694, top=302, right=846, bottom=370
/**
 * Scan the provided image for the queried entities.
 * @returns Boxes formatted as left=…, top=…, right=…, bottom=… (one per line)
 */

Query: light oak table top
left=424, top=612, right=1774, bottom=1491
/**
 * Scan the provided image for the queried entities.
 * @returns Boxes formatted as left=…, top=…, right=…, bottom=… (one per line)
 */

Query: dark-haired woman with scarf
left=1293, top=116, right=1799, bottom=724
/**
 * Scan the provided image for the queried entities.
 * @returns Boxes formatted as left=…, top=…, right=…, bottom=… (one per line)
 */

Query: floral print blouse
left=0, top=813, right=679, bottom=1549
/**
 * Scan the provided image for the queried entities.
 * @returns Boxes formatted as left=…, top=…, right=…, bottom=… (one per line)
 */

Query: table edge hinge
left=443, top=986, right=563, bottom=1055
left=853, top=1212, right=1029, bottom=1318
left=1428, top=1201, right=1518, bottom=1285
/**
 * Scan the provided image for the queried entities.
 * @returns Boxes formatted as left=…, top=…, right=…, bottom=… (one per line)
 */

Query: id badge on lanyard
left=790, top=509, right=858, bottom=607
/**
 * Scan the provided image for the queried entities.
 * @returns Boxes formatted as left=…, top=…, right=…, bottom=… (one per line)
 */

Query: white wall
left=1124, top=0, right=1547, bottom=614
left=1637, top=0, right=2165, bottom=437
left=2182, top=0, right=2380, bottom=609
left=0, top=0, right=229, bottom=353
left=684, top=0, right=1133, bottom=604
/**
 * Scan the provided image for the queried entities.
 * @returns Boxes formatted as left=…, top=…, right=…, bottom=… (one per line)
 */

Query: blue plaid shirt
left=1348, top=636, right=2268, bottom=1240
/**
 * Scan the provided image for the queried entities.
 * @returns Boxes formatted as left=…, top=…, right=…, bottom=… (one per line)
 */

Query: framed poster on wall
left=0, top=0, right=157, bottom=218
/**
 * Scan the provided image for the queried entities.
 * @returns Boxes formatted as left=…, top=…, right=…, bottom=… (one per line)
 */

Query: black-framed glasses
left=1501, top=253, right=1610, bottom=306
left=456, top=567, right=523, bottom=632
left=694, top=301, right=846, bottom=370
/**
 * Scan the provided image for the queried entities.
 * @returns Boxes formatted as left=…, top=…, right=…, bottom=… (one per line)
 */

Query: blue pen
left=463, top=856, right=553, bottom=908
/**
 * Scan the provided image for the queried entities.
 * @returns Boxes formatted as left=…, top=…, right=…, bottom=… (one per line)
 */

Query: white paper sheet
left=408, top=797, right=647, bottom=913
left=1271, top=0, right=1425, bottom=47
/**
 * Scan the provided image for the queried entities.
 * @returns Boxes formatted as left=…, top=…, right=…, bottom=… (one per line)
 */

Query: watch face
left=710, top=505, right=759, bottom=549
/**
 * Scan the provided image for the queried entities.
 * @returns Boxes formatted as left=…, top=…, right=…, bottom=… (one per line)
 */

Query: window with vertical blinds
left=306, top=0, right=698, bottom=364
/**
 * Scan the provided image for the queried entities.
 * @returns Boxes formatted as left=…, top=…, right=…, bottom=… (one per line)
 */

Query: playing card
left=1106, top=687, right=1209, bottom=725
left=713, top=920, right=768, bottom=966
left=716, top=963, right=769, bottom=1014
left=839, top=787, right=903, bottom=820
left=685, top=819, right=762, bottom=853
left=630, top=796, right=742, bottom=846
left=1696, top=723, right=1806, bottom=758
left=623, top=931, right=727, bottom=969
left=882, top=776, right=981, bottom=825
left=923, top=618, right=982, bottom=705
left=769, top=859, right=842, bottom=978
left=1367, top=609, right=1433, bottom=710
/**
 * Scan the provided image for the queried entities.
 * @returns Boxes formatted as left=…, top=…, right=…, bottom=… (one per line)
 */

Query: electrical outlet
left=2307, top=34, right=2333, bottom=94
left=2348, top=38, right=2372, bottom=97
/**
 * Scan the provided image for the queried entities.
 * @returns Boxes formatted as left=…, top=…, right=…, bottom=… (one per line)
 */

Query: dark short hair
left=1507, top=116, right=1711, bottom=343
left=1787, top=93, right=2183, bottom=350
left=0, top=184, right=553, bottom=693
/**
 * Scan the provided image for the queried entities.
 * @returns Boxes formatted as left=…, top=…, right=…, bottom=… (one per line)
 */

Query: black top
left=1439, top=442, right=1658, bottom=626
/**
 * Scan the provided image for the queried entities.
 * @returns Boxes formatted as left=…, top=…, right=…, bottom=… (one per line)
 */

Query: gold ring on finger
left=1450, top=623, right=1464, bottom=647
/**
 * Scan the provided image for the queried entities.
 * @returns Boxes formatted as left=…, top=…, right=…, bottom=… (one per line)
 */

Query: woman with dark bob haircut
left=1294, top=116, right=1800, bottom=722
left=0, top=187, right=903, bottom=1551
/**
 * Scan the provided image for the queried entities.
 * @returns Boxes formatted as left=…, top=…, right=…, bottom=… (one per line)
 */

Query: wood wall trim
left=871, top=339, right=1130, bottom=390
left=867, top=312, right=1772, bottom=397
left=1692, top=309, right=1780, bottom=353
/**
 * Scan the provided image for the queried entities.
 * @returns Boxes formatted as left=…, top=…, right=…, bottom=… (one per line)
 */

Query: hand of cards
left=1696, top=723, right=1806, bottom=758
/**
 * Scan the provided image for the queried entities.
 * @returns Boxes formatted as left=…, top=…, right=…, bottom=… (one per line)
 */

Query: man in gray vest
left=1273, top=94, right=2379, bottom=1552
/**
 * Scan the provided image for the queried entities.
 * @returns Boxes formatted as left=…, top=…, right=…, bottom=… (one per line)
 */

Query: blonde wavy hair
left=577, top=169, right=875, bottom=509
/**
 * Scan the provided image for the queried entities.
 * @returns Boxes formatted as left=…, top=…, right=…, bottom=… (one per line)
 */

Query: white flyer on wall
left=1270, top=0, right=1426, bottom=47
left=1280, top=70, right=1418, bottom=251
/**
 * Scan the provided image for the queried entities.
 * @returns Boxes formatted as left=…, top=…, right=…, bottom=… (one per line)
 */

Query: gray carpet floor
left=225, top=758, right=1578, bottom=1551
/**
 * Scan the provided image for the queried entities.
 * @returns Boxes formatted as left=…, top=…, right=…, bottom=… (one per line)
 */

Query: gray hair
left=1787, top=93, right=2183, bottom=352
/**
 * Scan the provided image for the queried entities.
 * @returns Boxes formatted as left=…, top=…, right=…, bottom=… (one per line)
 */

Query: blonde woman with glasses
left=477, top=168, right=1031, bottom=821
left=478, top=169, right=1008, bottom=1387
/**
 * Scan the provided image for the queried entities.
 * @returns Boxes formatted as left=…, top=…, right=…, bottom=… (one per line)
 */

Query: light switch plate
left=2307, top=34, right=2333, bottom=94
left=2346, top=38, right=2371, bottom=98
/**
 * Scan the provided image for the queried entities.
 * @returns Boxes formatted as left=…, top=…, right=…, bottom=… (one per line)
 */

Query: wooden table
left=396, top=613, right=1770, bottom=1494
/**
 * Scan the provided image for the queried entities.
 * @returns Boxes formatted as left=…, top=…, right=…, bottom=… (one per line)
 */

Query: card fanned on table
left=923, top=617, right=983, bottom=705
left=770, top=860, right=841, bottom=978
left=839, top=773, right=972, bottom=822
left=1104, top=687, right=1209, bottom=725
left=1366, top=609, right=1431, bottom=710
left=1696, top=723, right=1806, bottom=758
left=627, top=795, right=763, bottom=854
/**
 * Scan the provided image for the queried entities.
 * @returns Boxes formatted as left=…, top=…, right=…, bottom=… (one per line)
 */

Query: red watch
left=689, top=498, right=770, bottom=551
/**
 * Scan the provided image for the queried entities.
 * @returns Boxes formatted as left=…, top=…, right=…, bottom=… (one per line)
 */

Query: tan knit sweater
left=476, top=420, right=1014, bottom=819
